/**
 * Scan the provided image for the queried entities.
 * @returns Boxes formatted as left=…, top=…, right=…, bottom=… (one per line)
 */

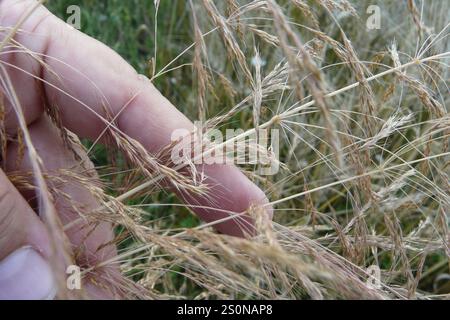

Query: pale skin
left=0, top=0, right=271, bottom=299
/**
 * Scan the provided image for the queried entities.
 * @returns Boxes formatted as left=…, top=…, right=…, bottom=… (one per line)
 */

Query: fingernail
left=0, top=246, right=57, bottom=300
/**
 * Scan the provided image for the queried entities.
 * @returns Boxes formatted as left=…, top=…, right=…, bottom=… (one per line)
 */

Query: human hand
left=0, top=0, right=270, bottom=299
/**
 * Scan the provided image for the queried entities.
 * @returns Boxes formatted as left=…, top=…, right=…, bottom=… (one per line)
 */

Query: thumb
left=0, top=168, right=56, bottom=300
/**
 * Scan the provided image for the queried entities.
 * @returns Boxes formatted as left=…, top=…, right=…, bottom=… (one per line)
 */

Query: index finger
left=0, top=0, right=271, bottom=236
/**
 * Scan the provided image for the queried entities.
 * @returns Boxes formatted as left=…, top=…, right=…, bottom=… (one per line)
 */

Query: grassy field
left=36, top=0, right=450, bottom=299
